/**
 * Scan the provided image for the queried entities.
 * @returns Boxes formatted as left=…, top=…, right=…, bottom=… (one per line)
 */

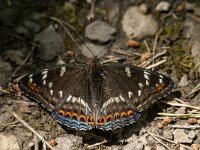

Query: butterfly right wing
left=18, top=64, right=95, bottom=130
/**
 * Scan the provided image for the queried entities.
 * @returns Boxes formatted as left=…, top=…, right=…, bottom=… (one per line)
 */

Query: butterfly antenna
left=72, top=31, right=95, bottom=57
left=97, top=34, right=119, bottom=57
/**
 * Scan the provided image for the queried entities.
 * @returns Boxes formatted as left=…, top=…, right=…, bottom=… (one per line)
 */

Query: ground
left=0, top=0, right=200, bottom=150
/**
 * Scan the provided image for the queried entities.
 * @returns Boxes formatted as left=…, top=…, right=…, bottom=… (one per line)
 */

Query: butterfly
left=18, top=55, right=175, bottom=131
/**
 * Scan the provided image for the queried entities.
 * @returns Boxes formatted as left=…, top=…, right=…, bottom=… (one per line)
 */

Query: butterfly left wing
left=18, top=64, right=96, bottom=130
left=96, top=63, right=175, bottom=130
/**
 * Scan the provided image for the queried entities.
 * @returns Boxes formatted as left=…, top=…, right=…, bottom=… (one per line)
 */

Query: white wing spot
left=146, top=80, right=150, bottom=86
left=29, top=78, right=33, bottom=83
left=144, top=73, right=150, bottom=80
left=128, top=91, right=133, bottom=98
left=72, top=96, right=77, bottom=103
left=60, top=67, right=66, bottom=77
left=138, top=90, right=142, bottom=97
left=42, top=73, right=47, bottom=80
left=29, top=74, right=33, bottom=83
left=48, top=82, right=53, bottom=88
left=66, top=95, right=72, bottom=102
left=41, top=69, right=48, bottom=75
left=125, top=67, right=131, bottom=77
left=114, top=97, right=120, bottom=103
left=138, top=82, right=144, bottom=89
left=119, top=95, right=125, bottom=102
left=50, top=89, right=53, bottom=96
left=159, top=78, right=163, bottom=83
left=159, top=75, right=164, bottom=79
left=58, top=91, right=63, bottom=98
left=42, top=80, right=46, bottom=85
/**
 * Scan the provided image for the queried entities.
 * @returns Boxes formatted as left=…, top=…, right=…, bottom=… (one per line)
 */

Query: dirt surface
left=0, top=0, right=200, bottom=150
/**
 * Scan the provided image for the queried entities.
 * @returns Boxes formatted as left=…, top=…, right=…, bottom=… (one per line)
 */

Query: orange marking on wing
left=79, top=115, right=86, bottom=122
left=121, top=111, right=127, bottom=117
left=128, top=110, right=134, bottom=116
left=114, top=112, right=120, bottom=120
left=154, top=83, right=165, bottom=93
left=106, top=114, right=112, bottom=122
left=97, top=115, right=105, bottom=125
left=66, top=111, right=71, bottom=118
left=58, top=109, right=65, bottom=116
left=88, top=115, right=94, bottom=125
left=72, top=112, right=78, bottom=120
left=27, top=81, right=41, bottom=93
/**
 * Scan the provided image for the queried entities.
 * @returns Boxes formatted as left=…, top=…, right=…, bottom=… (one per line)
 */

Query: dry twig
left=168, top=124, right=200, bottom=129
left=9, top=43, right=36, bottom=80
left=12, top=112, right=54, bottom=150
left=147, top=131, right=171, bottom=150
left=87, top=139, right=107, bottom=149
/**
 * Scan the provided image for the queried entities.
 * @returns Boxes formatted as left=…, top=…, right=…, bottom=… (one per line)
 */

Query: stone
left=34, top=25, right=65, bottom=61
left=188, top=130, right=196, bottom=139
left=156, top=145, right=166, bottom=150
left=163, top=130, right=174, bottom=140
left=173, top=129, right=192, bottom=143
left=0, top=134, right=20, bottom=150
left=183, top=18, right=200, bottom=73
left=53, top=134, right=82, bottom=150
left=5, top=50, right=24, bottom=65
left=0, top=58, right=12, bottom=86
left=122, top=7, right=158, bottom=40
left=124, top=142, right=143, bottom=150
left=108, top=3, right=120, bottom=26
left=81, top=42, right=107, bottom=58
left=85, top=21, right=116, bottom=43
left=139, top=3, right=148, bottom=14
left=156, top=1, right=171, bottom=12
left=175, top=107, right=186, bottom=114
left=178, top=74, right=189, bottom=87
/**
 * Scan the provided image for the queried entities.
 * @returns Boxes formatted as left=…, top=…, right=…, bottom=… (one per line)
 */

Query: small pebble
left=139, top=3, right=148, bottom=14
left=156, top=1, right=171, bottom=12
left=128, top=39, right=141, bottom=48
left=178, top=74, right=189, bottom=87
left=188, top=130, right=196, bottom=139
left=163, top=130, right=174, bottom=140
left=187, top=118, right=198, bottom=124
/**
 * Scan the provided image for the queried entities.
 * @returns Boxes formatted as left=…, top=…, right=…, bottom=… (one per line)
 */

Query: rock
left=15, top=26, right=29, bottom=34
left=34, top=25, right=65, bottom=61
left=175, top=107, right=186, bottom=114
left=139, top=3, right=148, bottom=14
left=183, top=18, right=200, bottom=73
left=0, top=134, right=20, bottom=150
left=0, top=58, right=12, bottom=86
left=156, top=1, right=171, bottom=12
left=23, top=20, right=40, bottom=33
left=156, top=145, right=166, bottom=150
left=108, top=3, right=120, bottom=26
left=146, top=135, right=156, bottom=144
left=5, top=50, right=24, bottom=65
left=122, top=7, right=158, bottom=40
left=81, top=43, right=107, bottom=58
left=191, top=41, right=200, bottom=73
left=173, top=129, right=192, bottom=143
left=124, top=142, right=143, bottom=150
left=188, top=131, right=196, bottom=139
left=53, top=134, right=82, bottom=150
left=85, top=21, right=116, bottom=43
left=178, top=74, right=189, bottom=87
left=163, top=130, right=174, bottom=140
left=144, top=146, right=152, bottom=150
